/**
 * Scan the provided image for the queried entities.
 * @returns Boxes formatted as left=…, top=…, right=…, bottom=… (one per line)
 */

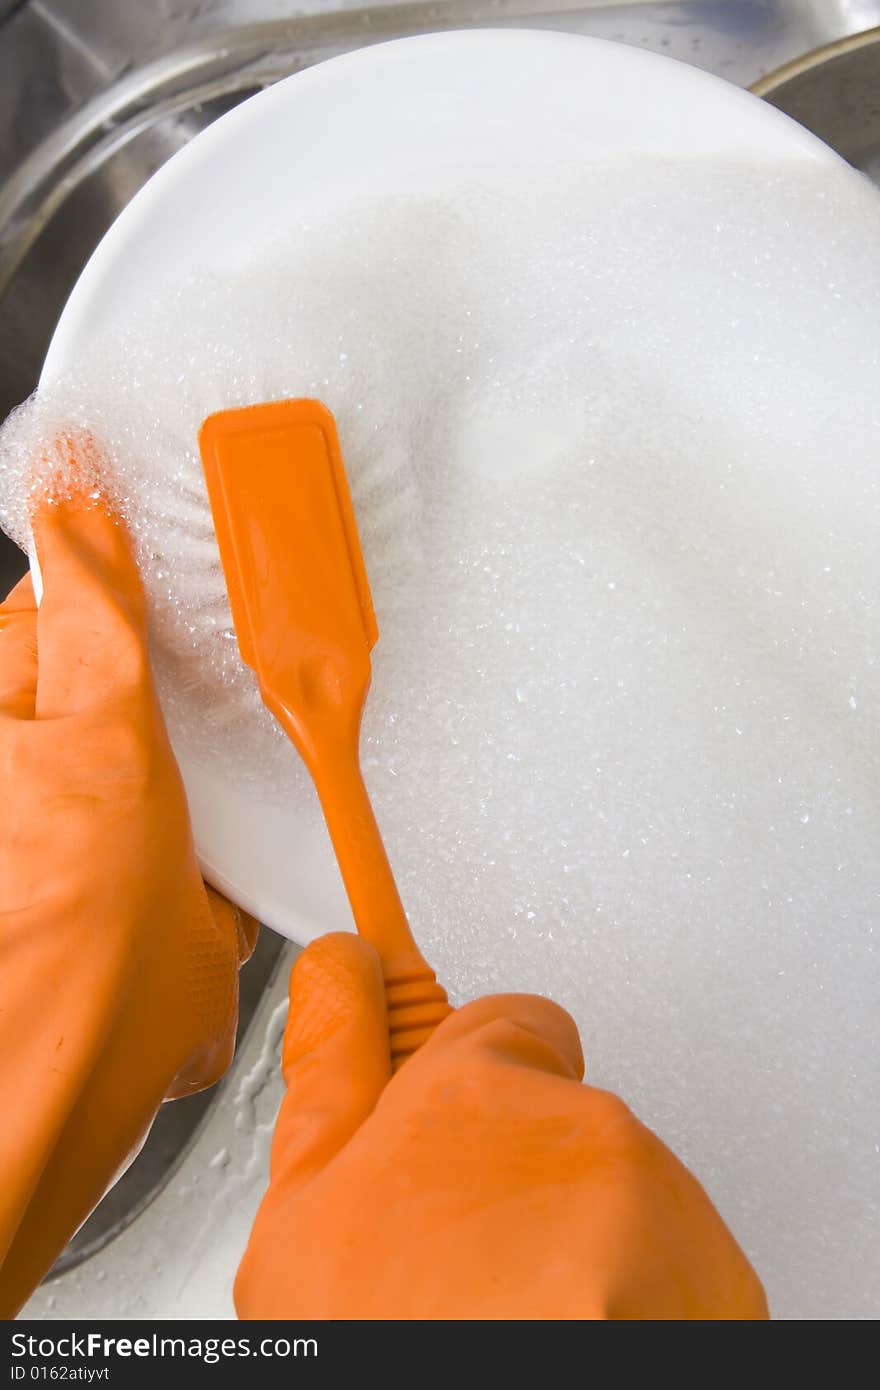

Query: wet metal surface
left=754, top=26, right=880, bottom=184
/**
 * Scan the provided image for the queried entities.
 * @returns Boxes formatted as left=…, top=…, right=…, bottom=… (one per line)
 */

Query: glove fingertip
left=283, top=932, right=386, bottom=1076
left=429, top=992, right=586, bottom=1081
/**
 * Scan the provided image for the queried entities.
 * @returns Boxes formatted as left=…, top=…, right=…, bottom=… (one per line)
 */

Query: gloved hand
left=0, top=489, right=257, bottom=1317
left=236, top=933, right=768, bottom=1320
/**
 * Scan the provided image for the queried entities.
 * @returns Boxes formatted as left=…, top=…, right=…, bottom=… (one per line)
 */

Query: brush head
left=199, top=398, right=378, bottom=758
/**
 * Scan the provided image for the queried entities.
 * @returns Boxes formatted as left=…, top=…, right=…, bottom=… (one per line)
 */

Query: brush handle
left=310, top=750, right=452, bottom=1068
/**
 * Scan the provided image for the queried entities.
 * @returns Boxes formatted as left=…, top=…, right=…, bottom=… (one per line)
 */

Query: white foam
left=2, top=159, right=880, bottom=1318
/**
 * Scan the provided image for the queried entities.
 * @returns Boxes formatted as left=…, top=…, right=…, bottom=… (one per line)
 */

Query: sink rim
left=0, top=0, right=600, bottom=300
left=751, top=22, right=880, bottom=99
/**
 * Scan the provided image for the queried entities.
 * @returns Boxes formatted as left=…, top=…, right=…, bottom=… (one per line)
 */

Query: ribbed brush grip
left=385, top=969, right=453, bottom=1069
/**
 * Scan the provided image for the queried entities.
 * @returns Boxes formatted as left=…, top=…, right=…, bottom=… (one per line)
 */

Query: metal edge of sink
left=0, top=0, right=611, bottom=282
left=751, top=24, right=880, bottom=182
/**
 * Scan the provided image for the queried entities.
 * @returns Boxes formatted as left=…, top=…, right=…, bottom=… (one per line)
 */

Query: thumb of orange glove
left=236, top=932, right=768, bottom=1320
left=0, top=488, right=256, bottom=1317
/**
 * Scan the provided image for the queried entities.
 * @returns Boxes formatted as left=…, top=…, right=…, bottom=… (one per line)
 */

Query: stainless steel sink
left=2, top=0, right=879, bottom=1283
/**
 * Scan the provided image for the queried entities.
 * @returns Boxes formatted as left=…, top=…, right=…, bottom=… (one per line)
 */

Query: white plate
left=41, top=30, right=836, bottom=941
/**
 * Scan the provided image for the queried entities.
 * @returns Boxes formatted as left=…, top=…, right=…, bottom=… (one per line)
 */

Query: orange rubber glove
left=0, top=491, right=257, bottom=1318
left=236, top=933, right=768, bottom=1320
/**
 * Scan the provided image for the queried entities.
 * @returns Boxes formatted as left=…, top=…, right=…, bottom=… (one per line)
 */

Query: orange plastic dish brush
left=199, top=398, right=451, bottom=1065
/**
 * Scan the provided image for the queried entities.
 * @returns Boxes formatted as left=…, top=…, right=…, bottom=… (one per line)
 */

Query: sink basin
left=1, top=0, right=879, bottom=1296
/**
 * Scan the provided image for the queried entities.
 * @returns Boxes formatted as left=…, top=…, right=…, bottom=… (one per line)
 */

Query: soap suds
left=2, top=159, right=879, bottom=1318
